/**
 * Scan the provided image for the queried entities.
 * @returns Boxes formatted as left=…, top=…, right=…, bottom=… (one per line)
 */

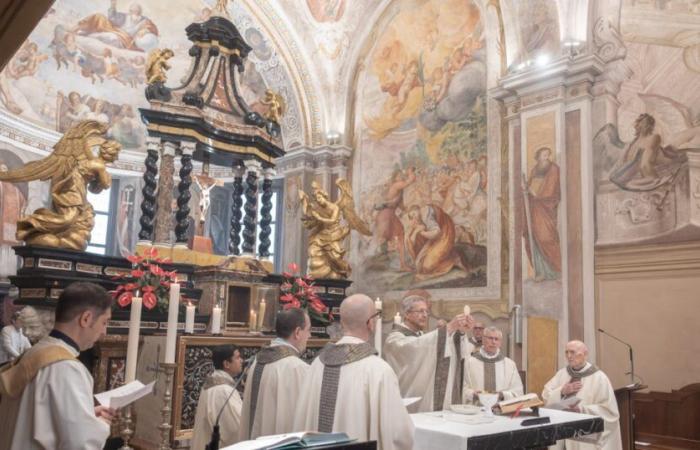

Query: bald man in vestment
left=295, top=294, right=414, bottom=450
left=543, top=340, right=622, bottom=450
left=384, top=293, right=473, bottom=412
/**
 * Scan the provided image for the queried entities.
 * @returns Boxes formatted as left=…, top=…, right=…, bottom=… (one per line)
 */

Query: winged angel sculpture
left=0, top=120, right=120, bottom=250
left=299, top=179, right=371, bottom=279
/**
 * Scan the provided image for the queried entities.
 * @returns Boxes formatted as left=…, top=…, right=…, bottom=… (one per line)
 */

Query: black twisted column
left=175, top=142, right=195, bottom=247
left=241, top=160, right=261, bottom=256
left=258, top=168, right=274, bottom=258
left=228, top=165, right=245, bottom=256
left=138, top=138, right=160, bottom=242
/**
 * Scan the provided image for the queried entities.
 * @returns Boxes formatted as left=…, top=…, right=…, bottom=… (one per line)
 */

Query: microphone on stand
left=205, top=355, right=256, bottom=450
left=597, top=328, right=637, bottom=387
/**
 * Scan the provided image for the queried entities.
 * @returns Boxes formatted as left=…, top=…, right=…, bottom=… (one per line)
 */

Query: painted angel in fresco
left=299, top=179, right=371, bottom=279
left=0, top=121, right=121, bottom=250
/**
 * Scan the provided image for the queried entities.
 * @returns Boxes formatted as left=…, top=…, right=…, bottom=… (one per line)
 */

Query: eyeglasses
left=366, top=311, right=382, bottom=326
left=407, top=309, right=429, bottom=316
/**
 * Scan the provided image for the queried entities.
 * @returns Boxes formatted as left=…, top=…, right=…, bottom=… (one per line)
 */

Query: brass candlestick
left=119, top=404, right=134, bottom=450
left=158, top=362, right=177, bottom=450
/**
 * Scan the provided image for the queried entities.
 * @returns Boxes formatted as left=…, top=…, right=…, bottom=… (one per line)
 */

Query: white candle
left=211, top=304, right=222, bottom=334
left=463, top=305, right=471, bottom=316
left=374, top=298, right=382, bottom=357
left=250, top=309, right=257, bottom=331
left=164, top=283, right=180, bottom=363
left=394, top=312, right=401, bottom=324
left=125, top=296, right=142, bottom=383
left=185, top=303, right=195, bottom=333
left=257, top=299, right=266, bottom=329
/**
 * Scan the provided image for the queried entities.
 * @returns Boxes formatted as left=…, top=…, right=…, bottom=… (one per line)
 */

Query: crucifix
left=193, top=154, right=224, bottom=237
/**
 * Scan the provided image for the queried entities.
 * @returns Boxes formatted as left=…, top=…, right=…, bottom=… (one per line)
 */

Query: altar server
left=0, top=310, right=31, bottom=365
left=240, top=308, right=311, bottom=440
left=543, top=340, right=622, bottom=450
left=191, top=345, right=244, bottom=450
left=295, top=294, right=414, bottom=450
left=463, top=326, right=523, bottom=402
left=0, top=282, right=116, bottom=450
left=384, top=292, right=473, bottom=412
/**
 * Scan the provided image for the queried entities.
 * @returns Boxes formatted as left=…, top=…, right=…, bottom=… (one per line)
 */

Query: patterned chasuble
left=472, top=351, right=506, bottom=393
left=317, top=342, right=377, bottom=433
left=563, top=364, right=599, bottom=399
left=248, top=345, right=300, bottom=436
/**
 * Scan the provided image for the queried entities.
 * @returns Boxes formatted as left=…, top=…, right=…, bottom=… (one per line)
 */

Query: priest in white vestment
left=0, top=282, right=116, bottom=450
left=240, top=308, right=311, bottom=440
left=469, top=321, right=484, bottom=354
left=0, top=310, right=32, bottom=365
left=543, top=340, right=622, bottom=450
left=384, top=293, right=473, bottom=412
left=295, top=294, right=414, bottom=450
left=463, top=326, right=523, bottom=403
left=191, top=345, right=244, bottom=450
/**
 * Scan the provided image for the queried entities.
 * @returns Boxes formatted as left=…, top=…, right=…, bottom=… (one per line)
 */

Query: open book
left=496, top=393, right=544, bottom=414
left=222, top=432, right=354, bottom=450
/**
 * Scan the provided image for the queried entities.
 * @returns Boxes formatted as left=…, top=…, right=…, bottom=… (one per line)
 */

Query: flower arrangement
left=112, top=247, right=178, bottom=313
left=279, top=262, right=332, bottom=323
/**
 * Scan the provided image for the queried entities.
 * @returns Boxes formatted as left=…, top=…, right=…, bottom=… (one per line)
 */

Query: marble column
left=228, top=164, right=245, bottom=256
left=241, top=160, right=261, bottom=257
left=174, top=141, right=195, bottom=249
left=153, top=141, right=178, bottom=246
left=138, top=137, right=160, bottom=244
left=258, top=168, right=275, bottom=259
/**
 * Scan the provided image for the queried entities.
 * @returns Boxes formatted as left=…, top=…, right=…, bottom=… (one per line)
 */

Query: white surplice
left=542, top=364, right=623, bottom=450
left=0, top=336, right=110, bottom=450
left=462, top=350, right=523, bottom=403
left=0, top=325, right=31, bottom=364
left=384, top=325, right=472, bottom=412
left=191, top=369, right=243, bottom=450
left=239, top=339, right=309, bottom=440
left=294, top=336, right=414, bottom=450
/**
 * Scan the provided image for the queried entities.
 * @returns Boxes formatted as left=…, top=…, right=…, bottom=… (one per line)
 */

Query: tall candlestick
left=394, top=312, right=401, bottom=325
left=164, top=283, right=180, bottom=364
left=374, top=298, right=382, bottom=357
left=257, top=299, right=266, bottom=329
left=125, top=296, right=142, bottom=383
left=185, top=303, right=195, bottom=333
left=249, top=309, right=257, bottom=331
left=211, top=304, right=222, bottom=334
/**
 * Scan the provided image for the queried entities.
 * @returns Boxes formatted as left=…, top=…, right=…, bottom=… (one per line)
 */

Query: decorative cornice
left=596, top=241, right=700, bottom=275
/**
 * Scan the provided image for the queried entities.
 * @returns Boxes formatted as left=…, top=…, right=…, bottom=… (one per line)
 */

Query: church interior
left=0, top=0, right=699, bottom=449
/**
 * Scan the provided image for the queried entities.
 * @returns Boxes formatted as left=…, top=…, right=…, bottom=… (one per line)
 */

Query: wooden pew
left=633, top=383, right=700, bottom=449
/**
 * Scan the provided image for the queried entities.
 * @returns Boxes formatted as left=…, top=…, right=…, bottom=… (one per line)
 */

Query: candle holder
left=119, top=404, right=134, bottom=450
left=158, top=362, right=177, bottom=450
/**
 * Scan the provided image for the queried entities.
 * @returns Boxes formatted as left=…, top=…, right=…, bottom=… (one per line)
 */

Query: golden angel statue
left=299, top=179, right=371, bottom=279
left=0, top=120, right=121, bottom=250
left=145, top=48, right=174, bottom=85
left=261, top=89, right=285, bottom=123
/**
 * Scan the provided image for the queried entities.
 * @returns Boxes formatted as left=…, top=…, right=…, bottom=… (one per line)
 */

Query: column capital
left=180, top=141, right=196, bottom=156
left=263, top=167, right=276, bottom=179
left=146, top=136, right=161, bottom=152
left=162, top=141, right=178, bottom=157
left=244, top=159, right=262, bottom=176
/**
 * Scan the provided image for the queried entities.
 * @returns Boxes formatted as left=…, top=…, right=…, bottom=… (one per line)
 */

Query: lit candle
left=257, top=299, right=266, bottom=329
left=125, top=296, right=142, bottom=383
left=394, top=312, right=401, bottom=325
left=185, top=303, right=195, bottom=333
left=164, top=282, right=180, bottom=363
left=250, top=309, right=257, bottom=331
left=374, top=298, right=382, bottom=357
left=211, top=304, right=222, bottom=334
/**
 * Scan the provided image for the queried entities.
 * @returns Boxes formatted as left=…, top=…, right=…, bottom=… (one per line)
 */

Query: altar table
left=411, top=408, right=604, bottom=450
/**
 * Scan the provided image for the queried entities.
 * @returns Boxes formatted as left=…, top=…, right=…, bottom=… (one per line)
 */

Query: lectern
left=615, top=384, right=647, bottom=450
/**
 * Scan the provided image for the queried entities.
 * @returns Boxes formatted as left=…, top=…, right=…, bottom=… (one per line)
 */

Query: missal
left=223, top=432, right=355, bottom=450
left=495, top=393, right=544, bottom=414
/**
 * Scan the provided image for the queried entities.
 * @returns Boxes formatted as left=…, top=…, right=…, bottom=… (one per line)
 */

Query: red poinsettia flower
left=287, top=262, right=299, bottom=274
left=281, top=282, right=292, bottom=291
left=280, top=293, right=296, bottom=303
left=117, top=291, right=133, bottom=307
left=282, top=271, right=292, bottom=279
left=144, top=247, right=158, bottom=258
left=127, top=255, right=143, bottom=265
left=150, top=264, right=165, bottom=277
left=295, top=277, right=309, bottom=288
left=282, top=298, right=301, bottom=309
left=131, top=269, right=145, bottom=278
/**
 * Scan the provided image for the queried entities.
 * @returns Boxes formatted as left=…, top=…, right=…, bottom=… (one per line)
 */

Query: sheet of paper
left=403, top=397, right=422, bottom=407
left=221, top=433, right=307, bottom=450
left=546, top=396, right=580, bottom=410
left=94, top=380, right=155, bottom=408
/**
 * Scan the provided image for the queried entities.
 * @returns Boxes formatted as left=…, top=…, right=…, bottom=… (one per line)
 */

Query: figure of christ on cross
left=193, top=172, right=223, bottom=237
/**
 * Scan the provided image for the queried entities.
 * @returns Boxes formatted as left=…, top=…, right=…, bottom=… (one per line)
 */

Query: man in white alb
left=469, top=321, right=484, bottom=353
left=463, top=326, right=523, bottom=403
left=240, top=308, right=311, bottom=440
left=295, top=294, right=414, bottom=450
left=384, top=293, right=473, bottom=412
left=191, top=345, right=244, bottom=450
left=0, top=282, right=116, bottom=450
left=0, top=310, right=31, bottom=366
left=543, top=340, right=622, bottom=450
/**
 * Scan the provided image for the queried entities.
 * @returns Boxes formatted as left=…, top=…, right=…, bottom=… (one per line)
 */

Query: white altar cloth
left=411, top=408, right=601, bottom=450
